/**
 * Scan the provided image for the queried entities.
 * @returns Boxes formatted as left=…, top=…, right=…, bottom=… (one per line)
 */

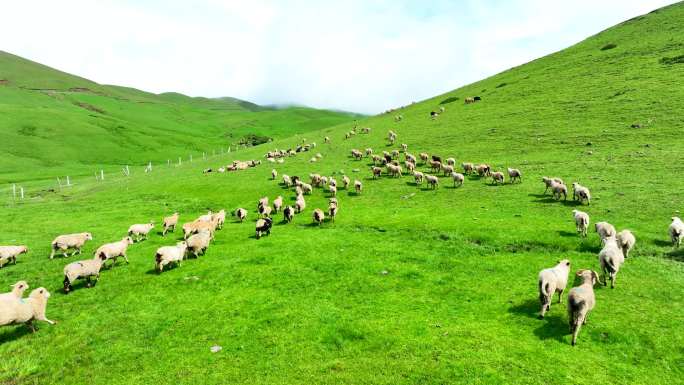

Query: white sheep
left=669, top=217, right=684, bottom=247
left=329, top=184, right=337, bottom=197
left=599, top=237, right=625, bottom=289
left=446, top=157, right=456, bottom=166
left=413, top=171, right=424, bottom=185
left=301, top=183, right=313, bottom=195
left=491, top=171, right=505, bottom=184
left=197, top=211, right=214, bottom=222
left=401, top=143, right=408, bottom=152
left=371, top=166, right=383, bottom=179
left=567, top=269, right=599, bottom=346
left=271, top=169, right=278, bottom=180
left=550, top=181, right=568, bottom=200
left=572, top=182, right=591, bottom=204
left=462, top=162, right=474, bottom=175
left=0, top=245, right=28, bottom=267
left=354, top=180, right=363, bottom=194
left=0, top=280, right=29, bottom=302
left=342, top=175, right=350, bottom=189
left=236, top=208, right=247, bottom=223
left=128, top=222, right=155, bottom=242
left=595, top=221, right=616, bottom=243
left=387, top=164, right=402, bottom=178
left=187, top=230, right=212, bottom=258
left=542, top=177, right=564, bottom=194
left=328, top=202, right=338, bottom=222
left=282, top=174, right=292, bottom=187
left=162, top=213, right=179, bottom=236
left=273, top=196, right=283, bottom=213
left=441, top=164, right=454, bottom=176
left=425, top=174, right=439, bottom=189
left=94, top=237, right=134, bottom=267
left=405, top=161, right=416, bottom=172
left=50, top=232, right=93, bottom=259
left=283, top=206, right=295, bottom=223
left=155, top=241, right=188, bottom=273
left=313, top=209, right=325, bottom=225
left=420, top=153, right=429, bottom=164
left=212, top=209, right=226, bottom=229
left=0, top=288, right=55, bottom=331
left=507, top=168, right=522, bottom=183
left=63, top=254, right=107, bottom=292
left=616, top=230, right=636, bottom=258
left=255, top=218, right=273, bottom=239
left=295, top=195, right=306, bottom=213
left=572, top=210, right=590, bottom=237
left=538, top=259, right=571, bottom=318
left=451, top=172, right=464, bottom=187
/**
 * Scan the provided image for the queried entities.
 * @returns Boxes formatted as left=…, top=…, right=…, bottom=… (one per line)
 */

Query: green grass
left=1, top=3, right=684, bottom=384
left=0, top=51, right=363, bottom=184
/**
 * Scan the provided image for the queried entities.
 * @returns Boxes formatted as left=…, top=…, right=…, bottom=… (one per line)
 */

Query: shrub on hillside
left=660, top=55, right=684, bottom=65
left=238, top=134, right=272, bottom=147
left=439, top=96, right=459, bottom=105
left=601, top=43, right=618, bottom=51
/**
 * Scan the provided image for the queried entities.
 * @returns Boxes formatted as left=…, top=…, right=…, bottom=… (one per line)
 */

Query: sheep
left=425, top=174, right=439, bottom=189
left=182, top=219, right=218, bottom=240
left=507, top=168, right=522, bottom=183
left=572, top=210, right=590, bottom=237
left=128, top=222, right=155, bottom=242
left=342, top=175, right=350, bottom=189
left=567, top=269, right=599, bottom=346
left=538, top=259, right=571, bottom=318
left=362, top=127, right=371, bottom=134
left=405, top=161, right=416, bottom=172
left=391, top=150, right=400, bottom=159
left=419, top=153, right=429, bottom=164
left=401, top=143, right=408, bottom=152
left=462, top=162, right=474, bottom=175
left=439, top=106, right=446, bottom=113
left=475, top=164, right=491, bottom=177
left=372, top=154, right=382, bottom=165
left=155, top=241, right=188, bottom=273
left=282, top=174, right=292, bottom=187
left=255, top=218, right=273, bottom=239
left=451, top=172, right=464, bottom=187
left=63, top=254, right=107, bottom=292
left=329, top=184, right=337, bottom=197
left=93, top=237, right=134, bottom=267
left=187, top=230, right=212, bottom=258
left=572, top=183, right=591, bottom=205
left=295, top=185, right=304, bottom=196
left=0, top=280, right=29, bottom=302
left=313, top=209, right=325, bottom=225
left=550, top=181, right=568, bottom=201
left=212, top=209, right=226, bottom=229
left=324, top=136, right=330, bottom=143
left=669, top=217, right=684, bottom=247
left=351, top=149, right=363, bottom=160
left=365, top=148, right=373, bottom=157
left=0, top=288, right=55, bottom=331
left=542, top=177, right=565, bottom=194
left=405, top=153, right=417, bottom=164
left=50, top=232, right=93, bottom=259
left=316, top=153, right=323, bottom=160
left=273, top=196, right=283, bottom=213
left=258, top=197, right=269, bottom=209
left=616, top=230, right=636, bottom=258
left=491, top=171, right=505, bottom=185
left=595, top=221, right=616, bottom=243
left=295, top=195, right=306, bottom=213
left=236, top=208, right=247, bottom=222
left=0, top=245, right=28, bottom=267
left=354, top=180, right=363, bottom=194
left=328, top=202, right=338, bottom=222
left=329, top=177, right=337, bottom=188
left=429, top=160, right=441, bottom=173
left=301, top=183, right=313, bottom=195
left=321, top=176, right=328, bottom=186
left=162, top=212, right=179, bottom=236
left=309, top=157, right=317, bottom=163
left=283, top=206, right=295, bottom=223
left=271, top=169, right=278, bottom=180
left=387, top=164, right=402, bottom=178
left=465, top=97, right=475, bottom=104
left=599, top=237, right=625, bottom=288
left=441, top=164, right=454, bottom=176
left=260, top=205, right=273, bottom=218
left=413, top=171, right=424, bottom=185
left=446, top=157, right=456, bottom=166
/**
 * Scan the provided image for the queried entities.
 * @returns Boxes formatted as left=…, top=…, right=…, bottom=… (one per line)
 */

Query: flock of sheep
left=1, top=120, right=683, bottom=346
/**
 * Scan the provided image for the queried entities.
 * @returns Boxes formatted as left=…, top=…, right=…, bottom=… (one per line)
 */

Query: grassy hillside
left=0, top=51, right=362, bottom=183
left=1, top=3, right=684, bottom=385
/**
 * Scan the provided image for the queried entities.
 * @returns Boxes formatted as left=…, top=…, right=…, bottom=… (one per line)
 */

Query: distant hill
left=0, top=50, right=362, bottom=182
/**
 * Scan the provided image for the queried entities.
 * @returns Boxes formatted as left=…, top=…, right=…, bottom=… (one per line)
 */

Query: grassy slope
left=0, top=51, right=362, bottom=184
left=1, top=3, right=684, bottom=385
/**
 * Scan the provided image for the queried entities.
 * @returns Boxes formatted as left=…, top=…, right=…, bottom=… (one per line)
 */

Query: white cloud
left=0, top=0, right=677, bottom=114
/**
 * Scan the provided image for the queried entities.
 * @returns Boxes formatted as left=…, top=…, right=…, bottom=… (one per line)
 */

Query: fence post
left=20, top=187, right=24, bottom=200
left=178, top=157, right=182, bottom=166
left=168, top=159, right=170, bottom=166
left=66, top=176, right=71, bottom=186
left=101, top=170, right=104, bottom=180
left=57, top=177, right=62, bottom=188
left=190, top=154, right=193, bottom=163
left=203, top=152, right=206, bottom=160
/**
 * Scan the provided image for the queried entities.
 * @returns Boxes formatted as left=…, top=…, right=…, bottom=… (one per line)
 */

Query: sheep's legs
left=38, top=316, right=56, bottom=325
left=123, top=254, right=130, bottom=264
left=557, top=290, right=563, bottom=304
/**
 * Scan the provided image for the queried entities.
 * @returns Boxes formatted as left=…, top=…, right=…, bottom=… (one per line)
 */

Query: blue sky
left=0, top=0, right=678, bottom=114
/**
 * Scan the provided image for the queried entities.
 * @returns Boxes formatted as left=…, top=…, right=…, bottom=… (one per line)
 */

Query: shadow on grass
left=578, top=243, right=601, bottom=253
left=405, top=181, right=419, bottom=187
left=533, top=315, right=568, bottom=342
left=665, top=248, right=684, bottom=262
left=0, top=325, right=32, bottom=343
left=508, top=299, right=540, bottom=319
left=653, top=239, right=673, bottom=247
left=347, top=191, right=361, bottom=197
left=558, top=230, right=578, bottom=238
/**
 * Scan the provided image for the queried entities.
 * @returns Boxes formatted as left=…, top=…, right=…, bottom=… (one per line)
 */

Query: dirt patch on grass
left=74, top=102, right=105, bottom=114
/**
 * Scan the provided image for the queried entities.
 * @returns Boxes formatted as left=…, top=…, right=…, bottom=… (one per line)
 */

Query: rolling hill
left=0, top=50, right=363, bottom=183
left=1, top=3, right=683, bottom=385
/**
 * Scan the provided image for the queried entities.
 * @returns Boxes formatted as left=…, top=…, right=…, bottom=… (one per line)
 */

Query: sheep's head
left=12, top=280, right=29, bottom=293
left=84, top=233, right=93, bottom=240
left=124, top=237, right=134, bottom=244
left=30, top=287, right=50, bottom=299
left=557, top=259, right=571, bottom=268
left=19, top=246, right=29, bottom=254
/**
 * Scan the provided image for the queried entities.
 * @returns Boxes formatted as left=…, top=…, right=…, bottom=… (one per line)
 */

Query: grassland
left=1, top=3, right=683, bottom=385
